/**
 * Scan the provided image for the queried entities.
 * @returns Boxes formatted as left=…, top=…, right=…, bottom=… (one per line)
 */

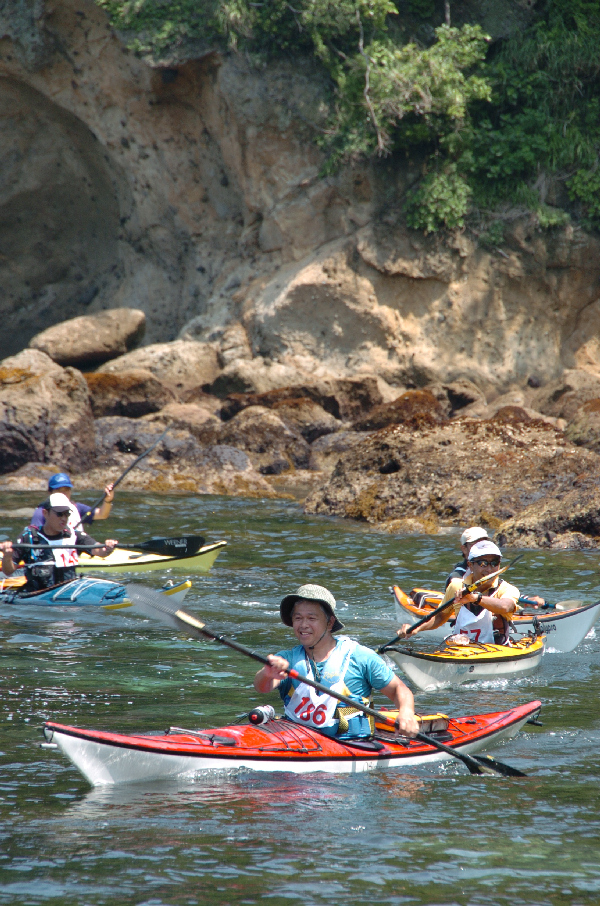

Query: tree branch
left=356, top=10, right=385, bottom=154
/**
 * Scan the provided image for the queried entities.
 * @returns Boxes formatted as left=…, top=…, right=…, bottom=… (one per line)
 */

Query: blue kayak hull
left=0, top=577, right=129, bottom=608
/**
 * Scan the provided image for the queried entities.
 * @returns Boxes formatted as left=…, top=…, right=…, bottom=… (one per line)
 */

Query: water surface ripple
left=0, top=492, right=599, bottom=905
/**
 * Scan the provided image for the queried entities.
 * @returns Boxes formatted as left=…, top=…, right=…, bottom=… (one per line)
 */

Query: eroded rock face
left=29, top=308, right=146, bottom=367
left=85, top=369, right=174, bottom=418
left=97, top=340, right=220, bottom=399
left=0, top=349, right=94, bottom=472
left=304, top=411, right=600, bottom=548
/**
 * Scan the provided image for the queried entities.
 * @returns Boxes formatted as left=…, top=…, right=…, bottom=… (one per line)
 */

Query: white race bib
left=452, top=604, right=494, bottom=644
left=285, top=681, right=343, bottom=729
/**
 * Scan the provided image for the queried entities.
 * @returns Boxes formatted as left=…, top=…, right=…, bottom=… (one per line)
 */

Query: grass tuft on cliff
left=96, top=1, right=600, bottom=235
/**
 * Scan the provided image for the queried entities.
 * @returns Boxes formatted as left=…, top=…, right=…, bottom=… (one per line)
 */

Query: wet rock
left=29, top=308, right=146, bottom=368
left=496, top=479, right=600, bottom=550
left=199, top=405, right=310, bottom=475
left=85, top=370, right=174, bottom=418
left=0, top=349, right=94, bottom=474
left=352, top=390, right=448, bottom=431
left=91, top=416, right=273, bottom=496
left=304, top=413, right=600, bottom=548
left=97, top=340, right=220, bottom=399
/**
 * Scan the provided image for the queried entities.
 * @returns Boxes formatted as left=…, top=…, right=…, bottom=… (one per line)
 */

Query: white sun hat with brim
left=280, top=584, right=345, bottom=632
left=468, top=540, right=502, bottom=562
left=46, top=493, right=72, bottom=510
left=460, top=526, right=489, bottom=546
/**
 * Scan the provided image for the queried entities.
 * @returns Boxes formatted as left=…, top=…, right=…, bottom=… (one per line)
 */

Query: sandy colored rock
left=29, top=308, right=146, bottom=368
left=92, top=416, right=274, bottom=496
left=200, top=405, right=310, bottom=475
left=304, top=410, right=600, bottom=548
left=529, top=369, right=600, bottom=422
left=141, top=402, right=222, bottom=436
left=97, top=340, right=220, bottom=398
left=353, top=389, right=447, bottom=431
left=0, top=349, right=94, bottom=473
left=85, top=370, right=174, bottom=418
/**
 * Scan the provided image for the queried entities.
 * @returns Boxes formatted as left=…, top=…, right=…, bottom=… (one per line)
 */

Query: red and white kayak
left=392, top=586, right=600, bottom=653
left=42, top=700, right=541, bottom=786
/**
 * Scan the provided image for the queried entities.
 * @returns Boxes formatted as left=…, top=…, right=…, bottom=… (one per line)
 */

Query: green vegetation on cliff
left=96, top=1, right=600, bottom=234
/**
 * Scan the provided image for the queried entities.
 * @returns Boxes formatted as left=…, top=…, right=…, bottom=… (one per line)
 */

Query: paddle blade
left=472, top=754, right=527, bottom=778
left=133, top=536, right=206, bottom=557
left=124, top=583, right=208, bottom=637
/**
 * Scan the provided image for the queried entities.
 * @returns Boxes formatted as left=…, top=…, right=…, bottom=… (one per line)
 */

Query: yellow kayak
left=77, top=540, right=227, bottom=574
left=384, top=635, right=545, bottom=691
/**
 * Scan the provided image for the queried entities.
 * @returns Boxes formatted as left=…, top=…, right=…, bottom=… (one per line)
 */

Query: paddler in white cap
left=398, top=540, right=519, bottom=645
left=445, top=526, right=489, bottom=588
left=254, top=583, right=419, bottom=739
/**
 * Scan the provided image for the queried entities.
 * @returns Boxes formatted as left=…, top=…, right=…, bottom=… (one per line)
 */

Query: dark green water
left=1, top=492, right=599, bottom=906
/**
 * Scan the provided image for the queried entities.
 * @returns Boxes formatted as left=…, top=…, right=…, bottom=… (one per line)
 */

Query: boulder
left=141, top=402, right=222, bottom=437
left=496, top=480, right=600, bottom=549
left=0, top=349, right=94, bottom=473
left=199, top=405, right=311, bottom=475
left=271, top=398, right=340, bottom=443
left=352, top=389, right=448, bottom=431
left=29, top=308, right=146, bottom=368
left=97, top=340, right=220, bottom=399
left=529, top=369, right=600, bottom=421
left=205, top=358, right=317, bottom=397
left=91, top=416, right=273, bottom=496
left=84, top=370, right=175, bottom=418
left=564, top=399, right=600, bottom=452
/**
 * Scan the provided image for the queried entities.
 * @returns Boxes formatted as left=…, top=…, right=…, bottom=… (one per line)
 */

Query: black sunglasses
left=472, top=558, right=501, bottom=569
left=52, top=509, right=70, bottom=517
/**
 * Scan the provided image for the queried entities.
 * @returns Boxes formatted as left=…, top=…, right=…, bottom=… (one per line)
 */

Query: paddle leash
left=121, top=584, right=526, bottom=778
left=378, top=553, right=526, bottom=653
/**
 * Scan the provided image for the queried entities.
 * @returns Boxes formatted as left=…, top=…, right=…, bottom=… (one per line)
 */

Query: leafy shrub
left=95, top=0, right=600, bottom=235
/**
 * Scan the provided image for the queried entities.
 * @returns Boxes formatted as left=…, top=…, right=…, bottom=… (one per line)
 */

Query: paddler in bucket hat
left=254, top=583, right=418, bottom=739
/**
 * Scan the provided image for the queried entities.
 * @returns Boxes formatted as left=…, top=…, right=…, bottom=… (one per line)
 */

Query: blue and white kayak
left=0, top=577, right=191, bottom=609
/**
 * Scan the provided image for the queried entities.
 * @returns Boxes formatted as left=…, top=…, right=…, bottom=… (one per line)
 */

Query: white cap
left=468, top=540, right=502, bottom=561
left=460, top=526, right=489, bottom=546
left=47, top=493, right=72, bottom=510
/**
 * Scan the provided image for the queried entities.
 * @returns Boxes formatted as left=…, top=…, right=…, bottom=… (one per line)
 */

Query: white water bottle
left=248, top=705, right=276, bottom=725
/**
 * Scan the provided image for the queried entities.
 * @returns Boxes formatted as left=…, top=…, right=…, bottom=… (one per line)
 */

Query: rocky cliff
left=2, top=0, right=600, bottom=547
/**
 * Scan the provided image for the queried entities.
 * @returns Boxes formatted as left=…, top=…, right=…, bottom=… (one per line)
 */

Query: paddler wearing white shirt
left=254, top=583, right=419, bottom=739
left=397, top=540, right=519, bottom=646
left=0, top=493, right=118, bottom=593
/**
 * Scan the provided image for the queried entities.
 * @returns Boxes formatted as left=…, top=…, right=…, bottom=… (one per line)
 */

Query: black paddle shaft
left=123, top=584, right=523, bottom=777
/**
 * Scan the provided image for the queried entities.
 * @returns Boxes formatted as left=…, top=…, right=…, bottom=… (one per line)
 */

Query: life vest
left=282, top=638, right=370, bottom=737
left=450, top=581, right=511, bottom=645
left=20, top=526, right=79, bottom=590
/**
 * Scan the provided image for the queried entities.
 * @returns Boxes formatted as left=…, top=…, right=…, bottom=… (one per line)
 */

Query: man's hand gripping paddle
left=120, top=583, right=526, bottom=778
left=378, top=553, right=526, bottom=653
